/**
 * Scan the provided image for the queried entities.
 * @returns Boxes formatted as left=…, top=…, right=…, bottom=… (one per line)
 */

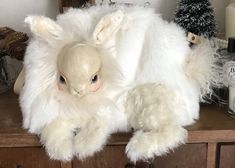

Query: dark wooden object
left=0, top=90, right=235, bottom=168
left=58, top=0, right=95, bottom=13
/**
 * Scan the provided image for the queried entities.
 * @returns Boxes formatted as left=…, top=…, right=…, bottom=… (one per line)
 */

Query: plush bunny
left=19, top=5, right=220, bottom=162
left=20, top=11, right=128, bottom=161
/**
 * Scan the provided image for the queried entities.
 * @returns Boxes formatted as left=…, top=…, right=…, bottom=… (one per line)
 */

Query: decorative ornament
left=0, top=27, right=28, bottom=93
left=174, top=0, right=217, bottom=40
left=187, top=32, right=202, bottom=45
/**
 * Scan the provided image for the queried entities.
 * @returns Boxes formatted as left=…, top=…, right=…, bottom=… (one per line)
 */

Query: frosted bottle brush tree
left=174, top=0, right=216, bottom=39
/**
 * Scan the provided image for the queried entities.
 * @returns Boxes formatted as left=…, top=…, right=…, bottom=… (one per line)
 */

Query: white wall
left=0, top=0, right=59, bottom=76
left=0, top=0, right=232, bottom=36
left=96, top=0, right=179, bottom=20
left=0, top=0, right=59, bottom=34
left=211, top=0, right=230, bottom=37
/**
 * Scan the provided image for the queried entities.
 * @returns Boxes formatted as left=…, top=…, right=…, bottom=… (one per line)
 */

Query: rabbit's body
left=20, top=5, right=218, bottom=162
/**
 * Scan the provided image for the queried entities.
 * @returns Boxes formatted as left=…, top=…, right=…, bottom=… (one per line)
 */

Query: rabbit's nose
left=69, top=85, right=87, bottom=97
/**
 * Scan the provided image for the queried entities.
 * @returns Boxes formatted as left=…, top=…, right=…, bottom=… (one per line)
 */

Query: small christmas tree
left=174, top=0, right=216, bottom=39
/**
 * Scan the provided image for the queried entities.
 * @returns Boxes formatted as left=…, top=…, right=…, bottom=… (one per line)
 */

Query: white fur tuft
left=125, top=84, right=188, bottom=162
left=185, top=39, right=223, bottom=102
left=40, top=118, right=76, bottom=161
left=126, top=126, right=187, bottom=163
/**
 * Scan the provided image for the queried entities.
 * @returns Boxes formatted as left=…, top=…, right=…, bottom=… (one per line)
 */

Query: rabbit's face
left=57, top=43, right=102, bottom=97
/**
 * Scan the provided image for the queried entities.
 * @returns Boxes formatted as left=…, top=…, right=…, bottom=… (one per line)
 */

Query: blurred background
left=0, top=0, right=233, bottom=37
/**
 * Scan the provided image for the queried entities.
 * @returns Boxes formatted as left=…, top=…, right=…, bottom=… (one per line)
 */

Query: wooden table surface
left=0, top=89, right=235, bottom=147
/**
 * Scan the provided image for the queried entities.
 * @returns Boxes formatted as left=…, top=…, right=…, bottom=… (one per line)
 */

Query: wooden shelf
left=1, top=89, right=235, bottom=168
left=1, top=89, right=235, bottom=147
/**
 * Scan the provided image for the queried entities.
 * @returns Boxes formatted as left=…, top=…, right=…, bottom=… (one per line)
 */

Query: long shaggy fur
left=20, top=4, right=220, bottom=162
left=185, top=39, right=223, bottom=102
left=125, top=84, right=188, bottom=162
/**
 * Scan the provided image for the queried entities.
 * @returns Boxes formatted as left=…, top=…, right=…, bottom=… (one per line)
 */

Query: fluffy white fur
left=125, top=84, right=188, bottom=162
left=40, top=96, right=125, bottom=160
left=20, top=5, right=220, bottom=162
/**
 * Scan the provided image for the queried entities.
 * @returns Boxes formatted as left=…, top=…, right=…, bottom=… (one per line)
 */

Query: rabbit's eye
left=91, top=74, right=98, bottom=84
left=59, top=75, right=66, bottom=84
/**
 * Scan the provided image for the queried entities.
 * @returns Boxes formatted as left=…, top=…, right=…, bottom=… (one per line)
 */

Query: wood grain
left=219, top=143, right=235, bottom=168
left=0, top=134, right=40, bottom=147
left=188, top=105, right=235, bottom=131
left=0, top=147, right=60, bottom=168
left=73, top=145, right=129, bottom=168
left=154, top=144, right=207, bottom=168
left=206, top=143, right=218, bottom=168
left=188, top=130, right=235, bottom=143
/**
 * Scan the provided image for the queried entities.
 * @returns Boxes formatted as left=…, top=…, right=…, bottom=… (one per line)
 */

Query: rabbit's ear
left=93, top=10, right=124, bottom=44
left=25, top=16, right=64, bottom=44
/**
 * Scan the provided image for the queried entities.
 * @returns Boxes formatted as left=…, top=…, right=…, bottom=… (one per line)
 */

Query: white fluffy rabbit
left=19, top=5, right=219, bottom=162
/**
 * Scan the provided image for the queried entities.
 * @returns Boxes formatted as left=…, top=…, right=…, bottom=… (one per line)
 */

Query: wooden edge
left=107, top=130, right=235, bottom=145
left=206, top=142, right=218, bottom=168
left=0, top=134, right=40, bottom=147
left=1, top=130, right=235, bottom=147
left=107, top=132, right=131, bottom=145
left=188, top=130, right=235, bottom=143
